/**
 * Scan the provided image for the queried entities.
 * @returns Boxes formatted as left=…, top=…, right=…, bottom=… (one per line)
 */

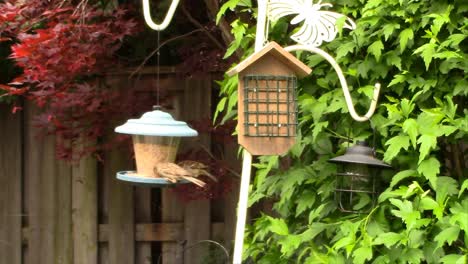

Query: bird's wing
left=180, top=176, right=206, bottom=187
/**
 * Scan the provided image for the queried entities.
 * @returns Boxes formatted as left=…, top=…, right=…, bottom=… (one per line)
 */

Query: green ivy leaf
left=368, top=40, right=384, bottom=61
left=434, top=226, right=460, bottom=248
left=390, top=198, right=421, bottom=229
left=336, top=41, right=355, bottom=60
left=413, top=42, right=437, bottom=70
left=214, top=97, right=227, bottom=122
left=440, top=34, right=467, bottom=48
left=440, top=254, right=467, bottom=264
left=400, top=99, right=414, bottom=117
left=269, top=217, right=289, bottom=236
left=417, top=157, right=440, bottom=188
left=419, top=196, right=439, bottom=211
left=436, top=176, right=459, bottom=204
left=402, top=119, right=418, bottom=148
left=384, top=135, right=410, bottom=162
left=300, top=223, right=328, bottom=241
left=278, top=234, right=302, bottom=256
left=373, top=232, right=404, bottom=247
left=296, top=190, right=316, bottom=217
left=311, top=101, right=327, bottom=122
left=390, top=169, right=418, bottom=187
left=308, top=203, right=326, bottom=224
left=382, top=23, right=400, bottom=41
left=352, top=246, right=373, bottom=264
left=417, top=134, right=437, bottom=163
left=449, top=200, right=468, bottom=232
left=459, top=179, right=468, bottom=198
left=400, top=248, right=424, bottom=264
left=333, top=236, right=354, bottom=250
left=384, top=51, right=402, bottom=70
left=399, top=28, right=414, bottom=52
left=388, top=73, right=407, bottom=87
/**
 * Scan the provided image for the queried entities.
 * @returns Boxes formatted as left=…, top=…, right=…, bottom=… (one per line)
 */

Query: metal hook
left=142, top=0, right=180, bottom=31
left=285, top=44, right=381, bottom=122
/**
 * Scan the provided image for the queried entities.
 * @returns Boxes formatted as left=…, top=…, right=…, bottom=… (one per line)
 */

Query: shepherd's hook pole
left=232, top=1, right=268, bottom=263
left=142, top=0, right=180, bottom=31
left=285, top=45, right=380, bottom=122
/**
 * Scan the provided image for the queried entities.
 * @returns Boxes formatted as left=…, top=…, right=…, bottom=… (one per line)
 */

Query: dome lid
left=329, top=141, right=391, bottom=168
left=115, top=108, right=198, bottom=137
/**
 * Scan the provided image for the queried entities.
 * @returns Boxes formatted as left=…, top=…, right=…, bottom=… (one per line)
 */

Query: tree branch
left=180, top=2, right=225, bottom=50
left=203, top=0, right=242, bottom=59
left=129, top=29, right=204, bottom=78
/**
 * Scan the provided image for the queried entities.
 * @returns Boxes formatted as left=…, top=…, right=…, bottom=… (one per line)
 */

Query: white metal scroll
left=285, top=45, right=381, bottom=121
left=142, top=0, right=180, bottom=31
left=269, top=0, right=356, bottom=47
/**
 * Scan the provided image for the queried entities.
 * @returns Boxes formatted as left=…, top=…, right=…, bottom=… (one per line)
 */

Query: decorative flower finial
left=268, top=0, right=356, bottom=47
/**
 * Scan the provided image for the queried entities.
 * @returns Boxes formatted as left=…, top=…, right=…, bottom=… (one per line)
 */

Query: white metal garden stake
left=232, top=1, right=268, bottom=263
left=233, top=0, right=384, bottom=263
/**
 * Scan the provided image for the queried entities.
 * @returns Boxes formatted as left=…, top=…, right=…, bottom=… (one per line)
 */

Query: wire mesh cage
left=243, top=75, right=298, bottom=137
left=334, top=164, right=380, bottom=213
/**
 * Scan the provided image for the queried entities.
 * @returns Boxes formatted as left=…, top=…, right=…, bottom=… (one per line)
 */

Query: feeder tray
left=116, top=171, right=190, bottom=188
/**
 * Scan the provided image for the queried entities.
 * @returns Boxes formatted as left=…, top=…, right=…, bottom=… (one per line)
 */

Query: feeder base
left=116, top=171, right=190, bottom=188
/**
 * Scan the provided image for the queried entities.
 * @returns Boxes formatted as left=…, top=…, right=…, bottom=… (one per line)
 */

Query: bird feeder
left=227, top=41, right=312, bottom=155
left=329, top=141, right=391, bottom=213
left=114, top=107, right=198, bottom=186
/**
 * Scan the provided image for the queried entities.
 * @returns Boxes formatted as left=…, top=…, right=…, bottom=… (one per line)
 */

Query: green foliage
left=216, top=0, right=467, bottom=262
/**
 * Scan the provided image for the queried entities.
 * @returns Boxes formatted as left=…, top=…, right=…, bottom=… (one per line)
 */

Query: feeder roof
left=329, top=142, right=391, bottom=168
left=115, top=109, right=198, bottom=137
left=226, top=41, right=312, bottom=78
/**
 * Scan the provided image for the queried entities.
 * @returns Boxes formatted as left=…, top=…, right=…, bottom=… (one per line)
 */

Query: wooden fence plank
left=135, top=187, right=152, bottom=264
left=105, top=147, right=135, bottom=264
left=161, top=86, right=188, bottom=264
left=54, top=158, right=73, bottom=264
left=161, top=191, right=184, bottom=264
left=183, top=78, right=212, bottom=264
left=0, top=104, right=22, bottom=264
left=25, top=103, right=72, bottom=264
left=72, top=140, right=98, bottom=264
left=223, top=145, right=241, bottom=255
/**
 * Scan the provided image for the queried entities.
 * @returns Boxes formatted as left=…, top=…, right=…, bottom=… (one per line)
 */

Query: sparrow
left=154, top=160, right=216, bottom=187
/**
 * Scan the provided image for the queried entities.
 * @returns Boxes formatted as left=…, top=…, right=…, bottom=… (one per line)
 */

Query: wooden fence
left=0, top=68, right=240, bottom=264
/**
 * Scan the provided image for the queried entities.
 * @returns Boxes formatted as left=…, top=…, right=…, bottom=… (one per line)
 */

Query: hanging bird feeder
left=114, top=106, right=198, bottom=187
left=227, top=41, right=312, bottom=155
left=329, top=141, right=391, bottom=213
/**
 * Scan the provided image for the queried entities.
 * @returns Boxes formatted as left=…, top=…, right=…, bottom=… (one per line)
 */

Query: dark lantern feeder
left=329, top=141, right=391, bottom=213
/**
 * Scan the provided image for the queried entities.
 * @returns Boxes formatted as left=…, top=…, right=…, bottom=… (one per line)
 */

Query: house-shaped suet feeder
left=227, top=41, right=312, bottom=155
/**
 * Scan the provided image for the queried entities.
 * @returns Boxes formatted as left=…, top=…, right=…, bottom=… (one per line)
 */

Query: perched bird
left=177, top=160, right=218, bottom=182
left=154, top=160, right=216, bottom=187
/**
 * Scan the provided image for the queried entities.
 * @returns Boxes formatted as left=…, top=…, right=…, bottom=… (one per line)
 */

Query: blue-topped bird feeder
left=114, top=106, right=198, bottom=186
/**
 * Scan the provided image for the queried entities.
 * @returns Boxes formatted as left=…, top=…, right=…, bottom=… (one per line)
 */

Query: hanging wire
left=370, top=119, right=377, bottom=152
left=156, top=30, right=161, bottom=106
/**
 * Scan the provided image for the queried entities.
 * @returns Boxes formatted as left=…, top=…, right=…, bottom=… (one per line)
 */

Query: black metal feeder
left=329, top=141, right=391, bottom=213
